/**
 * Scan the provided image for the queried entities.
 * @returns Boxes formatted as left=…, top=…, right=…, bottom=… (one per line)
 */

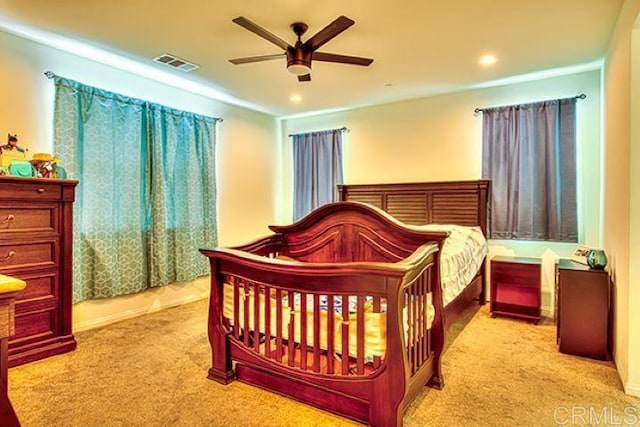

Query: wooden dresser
left=0, top=176, right=78, bottom=366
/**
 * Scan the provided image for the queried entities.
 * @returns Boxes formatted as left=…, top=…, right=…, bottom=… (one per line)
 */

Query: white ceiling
left=0, top=1, right=624, bottom=117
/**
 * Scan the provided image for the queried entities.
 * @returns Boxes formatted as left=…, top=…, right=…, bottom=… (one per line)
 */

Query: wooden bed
left=338, top=179, right=490, bottom=333
left=201, top=180, right=489, bottom=427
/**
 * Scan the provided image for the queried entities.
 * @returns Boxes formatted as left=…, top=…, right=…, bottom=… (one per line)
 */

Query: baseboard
left=541, top=305, right=554, bottom=318
left=74, top=294, right=207, bottom=332
left=73, top=278, right=209, bottom=332
left=626, top=382, right=640, bottom=397
left=615, top=352, right=632, bottom=394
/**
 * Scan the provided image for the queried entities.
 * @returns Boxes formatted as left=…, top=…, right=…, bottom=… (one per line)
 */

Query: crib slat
left=327, top=296, right=335, bottom=375
left=276, top=289, right=283, bottom=362
left=356, top=295, right=365, bottom=375
left=425, top=272, right=431, bottom=357
left=420, top=274, right=429, bottom=364
left=288, top=291, right=295, bottom=367
left=313, top=294, right=321, bottom=373
left=412, top=283, right=418, bottom=373
left=300, top=292, right=308, bottom=371
left=412, top=286, right=418, bottom=374
left=405, top=289, right=412, bottom=374
left=372, top=296, right=381, bottom=369
left=341, top=295, right=349, bottom=376
left=415, top=278, right=424, bottom=368
left=243, top=281, right=251, bottom=347
left=232, top=277, right=240, bottom=340
left=265, top=285, right=271, bottom=358
left=253, top=284, right=260, bottom=352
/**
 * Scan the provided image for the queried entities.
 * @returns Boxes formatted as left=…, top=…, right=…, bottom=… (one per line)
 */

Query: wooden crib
left=201, top=202, right=451, bottom=426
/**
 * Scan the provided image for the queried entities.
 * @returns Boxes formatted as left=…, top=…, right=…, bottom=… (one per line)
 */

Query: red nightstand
left=490, top=256, right=542, bottom=324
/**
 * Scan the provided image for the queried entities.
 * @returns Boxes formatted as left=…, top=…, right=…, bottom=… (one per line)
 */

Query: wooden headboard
left=337, top=180, right=490, bottom=236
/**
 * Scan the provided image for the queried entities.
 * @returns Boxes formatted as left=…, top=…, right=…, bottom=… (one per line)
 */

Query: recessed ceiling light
left=289, top=94, right=302, bottom=104
left=479, top=55, right=497, bottom=66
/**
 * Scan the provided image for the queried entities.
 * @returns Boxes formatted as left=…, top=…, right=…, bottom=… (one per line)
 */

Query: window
left=481, top=98, right=577, bottom=242
left=291, top=128, right=345, bottom=221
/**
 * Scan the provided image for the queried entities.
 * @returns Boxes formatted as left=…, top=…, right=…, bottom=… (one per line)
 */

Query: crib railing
left=224, top=274, right=387, bottom=377
left=220, top=260, right=435, bottom=379
left=404, top=272, right=433, bottom=376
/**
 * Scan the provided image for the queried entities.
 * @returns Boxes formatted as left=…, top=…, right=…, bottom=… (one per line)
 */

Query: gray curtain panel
left=292, top=129, right=344, bottom=221
left=482, top=98, right=577, bottom=242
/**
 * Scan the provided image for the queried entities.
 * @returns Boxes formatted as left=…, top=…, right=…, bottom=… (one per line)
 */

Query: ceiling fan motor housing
left=286, top=47, right=312, bottom=74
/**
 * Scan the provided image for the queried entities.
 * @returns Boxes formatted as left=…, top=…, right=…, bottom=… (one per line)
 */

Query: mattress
left=223, top=283, right=434, bottom=358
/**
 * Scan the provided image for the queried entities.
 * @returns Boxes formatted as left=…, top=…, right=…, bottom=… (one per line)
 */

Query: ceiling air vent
left=153, top=53, right=199, bottom=72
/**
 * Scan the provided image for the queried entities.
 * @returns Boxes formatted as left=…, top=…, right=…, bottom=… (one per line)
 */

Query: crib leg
left=208, top=332, right=234, bottom=384
left=428, top=371, right=444, bottom=389
left=208, top=329, right=235, bottom=384
left=208, top=316, right=234, bottom=384
left=208, top=366, right=234, bottom=384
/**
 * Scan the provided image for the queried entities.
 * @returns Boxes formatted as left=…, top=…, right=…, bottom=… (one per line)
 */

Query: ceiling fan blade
left=229, top=53, right=285, bottom=65
left=303, top=16, right=354, bottom=51
left=232, top=16, right=291, bottom=51
left=313, top=52, right=374, bottom=66
left=298, top=74, right=311, bottom=82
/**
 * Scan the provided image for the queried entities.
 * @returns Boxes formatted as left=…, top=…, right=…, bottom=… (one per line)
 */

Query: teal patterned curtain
left=146, top=106, right=217, bottom=286
left=54, top=77, right=218, bottom=302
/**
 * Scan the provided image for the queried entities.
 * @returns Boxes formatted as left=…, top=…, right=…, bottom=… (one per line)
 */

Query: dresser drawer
left=0, top=204, right=58, bottom=234
left=12, top=306, right=58, bottom=342
left=14, top=271, right=58, bottom=303
left=0, top=239, right=58, bottom=272
left=0, top=181, right=62, bottom=201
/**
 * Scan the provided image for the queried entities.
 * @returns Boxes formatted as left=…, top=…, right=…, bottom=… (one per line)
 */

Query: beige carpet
left=8, top=300, right=639, bottom=426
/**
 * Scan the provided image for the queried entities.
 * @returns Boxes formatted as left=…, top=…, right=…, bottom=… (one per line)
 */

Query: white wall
left=603, top=0, right=640, bottom=397
left=0, top=30, right=280, bottom=330
left=629, top=18, right=640, bottom=397
left=281, top=70, right=602, bottom=316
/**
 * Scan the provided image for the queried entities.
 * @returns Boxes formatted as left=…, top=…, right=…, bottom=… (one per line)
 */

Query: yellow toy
left=0, top=134, right=27, bottom=171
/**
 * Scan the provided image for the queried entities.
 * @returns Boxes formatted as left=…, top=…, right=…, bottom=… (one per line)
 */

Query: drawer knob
left=0, top=250, right=16, bottom=262
left=0, top=214, right=14, bottom=225
left=37, top=188, right=45, bottom=194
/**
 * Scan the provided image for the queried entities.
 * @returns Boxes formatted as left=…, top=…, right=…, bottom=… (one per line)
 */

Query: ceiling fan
left=229, top=15, right=374, bottom=82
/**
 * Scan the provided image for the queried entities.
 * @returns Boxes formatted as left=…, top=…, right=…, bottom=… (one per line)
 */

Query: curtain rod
left=43, top=70, right=224, bottom=123
left=474, top=93, right=587, bottom=114
left=288, top=126, right=349, bottom=137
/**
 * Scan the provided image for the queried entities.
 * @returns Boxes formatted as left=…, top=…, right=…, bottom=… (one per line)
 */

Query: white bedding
left=416, top=224, right=488, bottom=305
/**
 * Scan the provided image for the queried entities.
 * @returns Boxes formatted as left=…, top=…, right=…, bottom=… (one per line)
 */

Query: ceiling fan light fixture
left=229, top=16, right=373, bottom=80
left=288, top=63, right=311, bottom=75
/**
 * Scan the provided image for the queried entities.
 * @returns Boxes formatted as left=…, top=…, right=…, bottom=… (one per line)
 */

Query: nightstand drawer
left=0, top=204, right=58, bottom=234
left=0, top=240, right=58, bottom=272
left=490, top=256, right=541, bottom=323
left=492, top=266, right=541, bottom=287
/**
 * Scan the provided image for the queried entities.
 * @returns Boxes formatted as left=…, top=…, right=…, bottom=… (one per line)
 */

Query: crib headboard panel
left=269, top=202, right=448, bottom=263
left=337, top=180, right=490, bottom=236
